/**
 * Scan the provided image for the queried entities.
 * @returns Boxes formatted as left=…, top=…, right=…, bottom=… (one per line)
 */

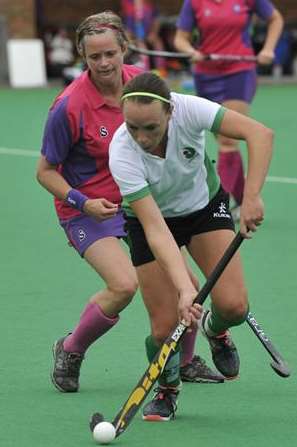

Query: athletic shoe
left=180, top=355, right=225, bottom=383
left=199, top=311, right=240, bottom=379
left=142, top=387, right=179, bottom=421
left=51, top=335, right=84, bottom=392
left=230, top=205, right=240, bottom=223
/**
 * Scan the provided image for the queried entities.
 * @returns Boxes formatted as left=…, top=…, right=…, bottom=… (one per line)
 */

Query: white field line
left=0, top=146, right=297, bottom=185
left=266, top=176, right=297, bottom=185
left=0, top=147, right=39, bottom=157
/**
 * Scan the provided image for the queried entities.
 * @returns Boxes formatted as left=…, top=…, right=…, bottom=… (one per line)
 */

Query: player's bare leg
left=52, top=237, right=138, bottom=392
left=188, top=230, right=248, bottom=379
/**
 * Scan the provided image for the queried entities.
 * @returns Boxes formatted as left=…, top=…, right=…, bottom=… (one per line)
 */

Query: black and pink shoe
left=142, top=387, right=179, bottom=421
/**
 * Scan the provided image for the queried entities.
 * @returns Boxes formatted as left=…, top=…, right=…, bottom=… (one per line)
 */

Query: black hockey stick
left=128, top=44, right=257, bottom=61
left=90, top=231, right=244, bottom=437
left=246, top=312, right=290, bottom=377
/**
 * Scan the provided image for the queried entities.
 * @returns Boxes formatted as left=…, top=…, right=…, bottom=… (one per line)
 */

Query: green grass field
left=0, top=82, right=296, bottom=447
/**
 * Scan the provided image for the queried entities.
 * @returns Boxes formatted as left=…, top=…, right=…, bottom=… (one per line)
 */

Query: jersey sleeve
left=176, top=0, right=196, bottom=32
left=41, top=96, right=73, bottom=165
left=109, top=126, right=150, bottom=203
left=175, top=93, right=225, bottom=133
left=253, top=0, right=274, bottom=21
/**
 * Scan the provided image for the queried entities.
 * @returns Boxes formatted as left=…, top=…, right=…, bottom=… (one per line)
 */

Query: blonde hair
left=76, top=11, right=129, bottom=57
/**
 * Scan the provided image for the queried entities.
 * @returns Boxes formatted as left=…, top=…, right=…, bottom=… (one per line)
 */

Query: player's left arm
left=217, top=109, right=274, bottom=236
left=257, top=7, right=284, bottom=65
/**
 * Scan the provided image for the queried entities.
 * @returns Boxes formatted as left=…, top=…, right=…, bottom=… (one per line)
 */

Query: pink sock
left=217, top=151, right=245, bottom=205
left=63, top=302, right=119, bottom=354
left=180, top=324, right=198, bottom=366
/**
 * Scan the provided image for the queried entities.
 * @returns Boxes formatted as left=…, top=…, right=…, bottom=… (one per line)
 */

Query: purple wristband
left=65, top=189, right=88, bottom=212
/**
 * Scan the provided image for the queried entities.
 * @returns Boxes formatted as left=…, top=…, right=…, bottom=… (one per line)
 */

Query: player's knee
left=229, top=303, right=248, bottom=325
left=221, top=288, right=248, bottom=324
left=110, top=277, right=138, bottom=306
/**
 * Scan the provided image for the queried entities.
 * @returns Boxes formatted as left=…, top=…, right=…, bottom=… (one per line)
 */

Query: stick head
left=270, top=360, right=291, bottom=378
left=90, top=412, right=105, bottom=432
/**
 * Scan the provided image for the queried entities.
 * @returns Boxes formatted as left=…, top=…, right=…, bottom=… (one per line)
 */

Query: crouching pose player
left=109, top=72, right=273, bottom=420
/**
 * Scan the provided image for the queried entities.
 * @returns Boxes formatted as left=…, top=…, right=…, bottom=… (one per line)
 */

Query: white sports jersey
left=109, top=92, right=225, bottom=217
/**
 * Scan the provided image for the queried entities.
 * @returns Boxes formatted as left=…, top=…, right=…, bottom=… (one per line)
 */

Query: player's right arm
left=173, top=0, right=204, bottom=61
left=36, top=156, right=118, bottom=220
left=36, top=155, right=71, bottom=200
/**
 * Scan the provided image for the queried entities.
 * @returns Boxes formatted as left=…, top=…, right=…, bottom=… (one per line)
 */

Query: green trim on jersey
left=205, top=152, right=220, bottom=199
left=123, top=186, right=151, bottom=216
left=211, top=107, right=226, bottom=133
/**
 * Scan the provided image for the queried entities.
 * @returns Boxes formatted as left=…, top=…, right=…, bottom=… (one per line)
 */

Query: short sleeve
left=176, top=0, right=196, bottom=32
left=109, top=125, right=149, bottom=199
left=253, top=0, right=274, bottom=21
left=173, top=93, right=222, bottom=132
left=41, top=96, right=73, bottom=165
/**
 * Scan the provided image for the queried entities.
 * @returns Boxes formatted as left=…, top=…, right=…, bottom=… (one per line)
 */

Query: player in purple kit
left=121, top=0, right=167, bottom=73
left=174, top=0, right=283, bottom=221
left=36, top=11, right=222, bottom=393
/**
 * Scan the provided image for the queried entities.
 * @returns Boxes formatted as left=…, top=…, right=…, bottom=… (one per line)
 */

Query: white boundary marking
left=1, top=146, right=297, bottom=185
left=0, top=147, right=39, bottom=157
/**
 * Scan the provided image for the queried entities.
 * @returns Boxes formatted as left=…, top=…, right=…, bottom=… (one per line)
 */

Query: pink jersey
left=41, top=65, right=141, bottom=220
left=177, top=0, right=274, bottom=74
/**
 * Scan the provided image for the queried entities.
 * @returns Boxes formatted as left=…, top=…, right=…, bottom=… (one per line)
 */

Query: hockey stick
left=90, top=231, right=244, bottom=437
left=246, top=312, right=290, bottom=377
left=90, top=231, right=291, bottom=437
left=128, top=44, right=257, bottom=61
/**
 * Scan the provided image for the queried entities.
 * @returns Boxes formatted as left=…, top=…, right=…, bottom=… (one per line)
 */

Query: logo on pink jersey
left=233, top=4, right=241, bottom=13
left=99, top=126, right=109, bottom=137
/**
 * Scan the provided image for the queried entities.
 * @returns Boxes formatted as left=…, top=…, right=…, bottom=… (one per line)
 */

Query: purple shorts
left=60, top=210, right=127, bottom=257
left=193, top=69, right=257, bottom=104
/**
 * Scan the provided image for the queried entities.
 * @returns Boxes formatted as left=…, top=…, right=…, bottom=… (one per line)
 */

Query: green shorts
left=125, top=187, right=235, bottom=267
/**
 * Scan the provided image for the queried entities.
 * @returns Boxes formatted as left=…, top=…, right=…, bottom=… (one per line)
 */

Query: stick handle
left=205, top=53, right=257, bottom=62
left=127, top=45, right=257, bottom=62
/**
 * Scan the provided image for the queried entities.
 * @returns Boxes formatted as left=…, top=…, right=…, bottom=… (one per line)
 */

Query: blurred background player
left=36, top=11, right=222, bottom=393
left=121, top=0, right=167, bottom=75
left=174, top=0, right=283, bottom=221
left=47, top=27, right=74, bottom=78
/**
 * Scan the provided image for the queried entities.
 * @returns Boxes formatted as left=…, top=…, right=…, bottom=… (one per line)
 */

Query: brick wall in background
left=37, top=0, right=121, bottom=30
left=0, top=0, right=297, bottom=40
left=36, top=0, right=297, bottom=30
left=274, top=0, right=297, bottom=23
left=0, top=0, right=36, bottom=38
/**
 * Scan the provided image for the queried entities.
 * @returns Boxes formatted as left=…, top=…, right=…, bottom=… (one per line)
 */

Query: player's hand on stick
left=257, top=49, right=275, bottom=65
left=84, top=198, right=118, bottom=220
left=240, top=194, right=264, bottom=237
left=178, top=289, right=203, bottom=326
left=189, top=49, right=205, bottom=63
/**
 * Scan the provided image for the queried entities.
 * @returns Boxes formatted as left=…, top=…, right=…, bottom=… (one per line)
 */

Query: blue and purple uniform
left=177, top=0, right=274, bottom=102
left=121, top=0, right=159, bottom=40
left=41, top=64, right=141, bottom=255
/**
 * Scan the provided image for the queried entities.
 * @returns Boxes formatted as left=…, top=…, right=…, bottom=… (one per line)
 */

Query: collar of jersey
left=84, top=67, right=135, bottom=110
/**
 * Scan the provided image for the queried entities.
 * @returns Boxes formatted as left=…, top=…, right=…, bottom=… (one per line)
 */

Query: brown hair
left=76, top=11, right=129, bottom=57
left=122, top=72, right=171, bottom=111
